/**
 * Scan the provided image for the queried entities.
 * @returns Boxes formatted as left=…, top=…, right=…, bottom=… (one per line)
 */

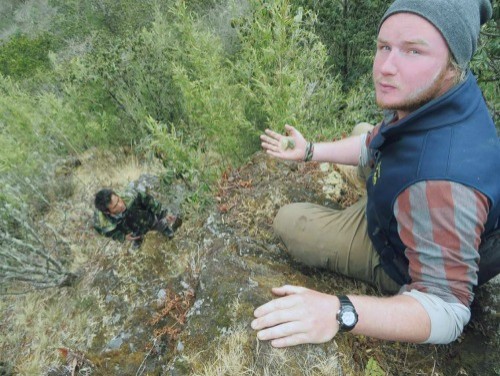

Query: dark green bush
left=294, top=0, right=391, bottom=90
left=0, top=34, right=52, bottom=78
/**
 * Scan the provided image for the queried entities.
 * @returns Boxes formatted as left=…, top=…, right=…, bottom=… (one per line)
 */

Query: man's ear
left=445, top=63, right=461, bottom=85
left=445, top=67, right=457, bottom=81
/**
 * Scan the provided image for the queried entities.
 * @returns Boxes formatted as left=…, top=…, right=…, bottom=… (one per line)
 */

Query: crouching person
left=93, top=188, right=182, bottom=248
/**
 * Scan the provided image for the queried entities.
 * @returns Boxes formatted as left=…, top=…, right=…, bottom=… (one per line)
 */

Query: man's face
left=373, top=13, right=457, bottom=119
left=107, top=194, right=126, bottom=215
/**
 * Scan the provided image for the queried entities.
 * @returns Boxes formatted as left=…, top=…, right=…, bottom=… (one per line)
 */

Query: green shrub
left=231, top=0, right=346, bottom=140
left=338, top=73, right=381, bottom=130
left=83, top=0, right=351, bottom=190
left=0, top=34, right=52, bottom=78
left=471, top=5, right=499, bottom=125
left=87, top=15, right=186, bottom=135
left=294, top=0, right=390, bottom=90
left=0, top=75, right=77, bottom=216
left=86, top=1, right=257, bottom=170
left=128, top=2, right=258, bottom=186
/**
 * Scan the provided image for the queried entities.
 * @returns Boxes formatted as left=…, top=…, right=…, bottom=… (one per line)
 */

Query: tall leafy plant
left=232, top=0, right=344, bottom=139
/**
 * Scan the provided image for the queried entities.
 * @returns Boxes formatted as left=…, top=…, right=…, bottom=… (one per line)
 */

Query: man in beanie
left=252, top=0, right=499, bottom=346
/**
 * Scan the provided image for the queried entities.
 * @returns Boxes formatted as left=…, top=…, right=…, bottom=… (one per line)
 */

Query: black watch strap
left=339, top=295, right=353, bottom=307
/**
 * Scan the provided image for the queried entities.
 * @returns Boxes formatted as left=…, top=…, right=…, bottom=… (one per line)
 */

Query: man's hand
left=251, top=285, right=340, bottom=348
left=260, top=125, right=308, bottom=161
left=125, top=233, right=141, bottom=242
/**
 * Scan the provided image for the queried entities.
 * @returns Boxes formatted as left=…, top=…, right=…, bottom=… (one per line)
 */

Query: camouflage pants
left=152, top=210, right=182, bottom=239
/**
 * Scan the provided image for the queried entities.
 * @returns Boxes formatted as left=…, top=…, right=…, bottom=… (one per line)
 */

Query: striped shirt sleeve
left=360, top=124, right=382, bottom=168
left=393, top=180, right=489, bottom=307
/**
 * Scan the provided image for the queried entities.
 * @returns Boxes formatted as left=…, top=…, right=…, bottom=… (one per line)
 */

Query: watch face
left=342, top=311, right=356, bottom=326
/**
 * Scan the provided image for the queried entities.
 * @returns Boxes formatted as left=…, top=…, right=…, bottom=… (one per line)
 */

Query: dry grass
left=188, top=310, right=340, bottom=375
left=192, top=326, right=253, bottom=376
left=0, top=284, right=104, bottom=374
left=0, top=148, right=165, bottom=373
left=71, top=148, right=164, bottom=199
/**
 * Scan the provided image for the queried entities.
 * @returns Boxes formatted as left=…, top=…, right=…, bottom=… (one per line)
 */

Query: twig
left=1, top=232, right=63, bottom=272
left=403, top=343, right=409, bottom=369
left=480, top=31, right=500, bottom=38
left=135, top=338, right=158, bottom=376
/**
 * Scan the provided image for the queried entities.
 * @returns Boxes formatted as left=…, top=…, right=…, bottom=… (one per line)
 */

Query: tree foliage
left=81, top=0, right=347, bottom=175
left=232, top=1, right=339, bottom=133
left=470, top=1, right=499, bottom=124
left=294, top=0, right=390, bottom=90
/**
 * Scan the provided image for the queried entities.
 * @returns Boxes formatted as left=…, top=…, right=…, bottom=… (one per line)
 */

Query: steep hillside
left=1, top=150, right=499, bottom=375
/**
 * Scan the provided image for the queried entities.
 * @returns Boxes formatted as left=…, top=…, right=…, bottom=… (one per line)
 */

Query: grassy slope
left=1, top=151, right=498, bottom=375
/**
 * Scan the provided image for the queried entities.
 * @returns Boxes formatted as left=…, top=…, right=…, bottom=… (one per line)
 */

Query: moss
left=90, top=349, right=150, bottom=373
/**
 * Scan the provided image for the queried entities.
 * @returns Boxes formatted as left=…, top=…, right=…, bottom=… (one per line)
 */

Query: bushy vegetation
left=295, top=0, right=389, bottom=90
left=0, top=33, right=52, bottom=78
left=470, top=1, right=499, bottom=121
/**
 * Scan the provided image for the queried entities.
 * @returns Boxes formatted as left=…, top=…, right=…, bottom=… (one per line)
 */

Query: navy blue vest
left=366, top=73, right=500, bottom=285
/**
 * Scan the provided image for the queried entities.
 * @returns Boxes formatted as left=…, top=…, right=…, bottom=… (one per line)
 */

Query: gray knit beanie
left=380, top=0, right=493, bottom=69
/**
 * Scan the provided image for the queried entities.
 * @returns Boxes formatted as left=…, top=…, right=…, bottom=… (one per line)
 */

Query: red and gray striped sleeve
left=394, top=180, right=489, bottom=307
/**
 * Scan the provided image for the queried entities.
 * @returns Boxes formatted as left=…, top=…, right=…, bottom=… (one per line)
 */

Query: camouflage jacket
left=93, top=191, right=165, bottom=242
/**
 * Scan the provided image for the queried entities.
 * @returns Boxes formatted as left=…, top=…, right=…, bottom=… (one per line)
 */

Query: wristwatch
left=336, top=295, right=358, bottom=332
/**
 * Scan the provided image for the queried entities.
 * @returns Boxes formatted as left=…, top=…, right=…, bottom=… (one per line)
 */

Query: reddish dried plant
left=149, top=288, right=195, bottom=341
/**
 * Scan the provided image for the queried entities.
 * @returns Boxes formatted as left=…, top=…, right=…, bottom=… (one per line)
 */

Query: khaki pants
left=273, top=123, right=401, bottom=294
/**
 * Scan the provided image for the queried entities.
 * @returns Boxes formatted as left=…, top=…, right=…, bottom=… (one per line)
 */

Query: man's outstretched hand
left=260, top=125, right=308, bottom=161
left=251, top=285, right=340, bottom=347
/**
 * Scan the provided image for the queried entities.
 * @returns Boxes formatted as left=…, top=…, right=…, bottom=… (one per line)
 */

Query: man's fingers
left=253, top=293, right=301, bottom=318
left=262, top=126, right=299, bottom=143
left=252, top=286, right=339, bottom=348
left=284, top=124, right=295, bottom=134
left=256, top=320, right=304, bottom=341
left=272, top=285, right=307, bottom=296
left=264, top=128, right=282, bottom=139
left=271, top=333, right=310, bottom=348
left=252, top=304, right=303, bottom=330
left=261, top=141, right=280, bottom=153
left=126, top=233, right=140, bottom=241
left=260, top=132, right=283, bottom=154
left=260, top=135, right=281, bottom=149
left=253, top=286, right=307, bottom=318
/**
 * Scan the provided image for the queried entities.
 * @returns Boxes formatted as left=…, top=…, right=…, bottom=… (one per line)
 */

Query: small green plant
left=365, top=357, right=386, bottom=376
